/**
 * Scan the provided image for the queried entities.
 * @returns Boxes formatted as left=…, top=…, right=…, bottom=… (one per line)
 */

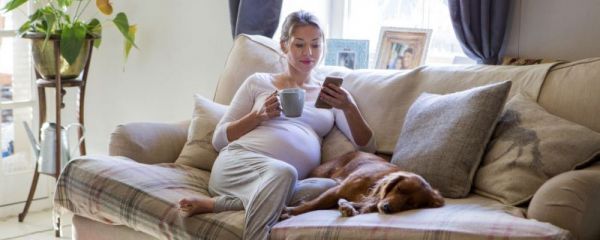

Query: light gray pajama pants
left=208, top=144, right=338, bottom=240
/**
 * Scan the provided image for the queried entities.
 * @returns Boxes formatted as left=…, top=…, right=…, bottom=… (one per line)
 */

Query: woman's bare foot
left=178, top=197, right=215, bottom=217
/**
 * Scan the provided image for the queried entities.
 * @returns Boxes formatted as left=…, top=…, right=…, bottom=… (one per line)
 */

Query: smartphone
left=315, top=76, right=344, bottom=109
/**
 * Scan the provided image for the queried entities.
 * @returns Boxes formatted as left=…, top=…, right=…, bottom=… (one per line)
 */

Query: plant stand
left=17, top=39, right=93, bottom=237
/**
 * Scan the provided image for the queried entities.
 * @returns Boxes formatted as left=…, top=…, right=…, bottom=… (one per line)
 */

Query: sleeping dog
left=282, top=151, right=444, bottom=218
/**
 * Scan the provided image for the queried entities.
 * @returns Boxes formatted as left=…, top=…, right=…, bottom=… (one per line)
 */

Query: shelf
left=36, top=79, right=85, bottom=88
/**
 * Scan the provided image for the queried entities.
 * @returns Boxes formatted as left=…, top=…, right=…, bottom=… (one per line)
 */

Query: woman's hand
left=226, top=91, right=280, bottom=142
left=256, top=91, right=281, bottom=121
left=319, top=83, right=354, bottom=111
left=321, top=83, right=374, bottom=148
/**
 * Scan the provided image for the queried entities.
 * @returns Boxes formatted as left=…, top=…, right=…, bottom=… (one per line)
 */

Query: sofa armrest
left=528, top=163, right=600, bottom=240
left=109, top=121, right=190, bottom=164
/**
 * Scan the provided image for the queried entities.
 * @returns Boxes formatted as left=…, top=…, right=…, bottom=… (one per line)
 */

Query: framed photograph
left=325, top=39, right=369, bottom=69
left=375, top=27, right=432, bottom=70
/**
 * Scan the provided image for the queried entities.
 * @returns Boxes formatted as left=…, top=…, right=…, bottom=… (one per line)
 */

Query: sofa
left=54, top=34, right=600, bottom=240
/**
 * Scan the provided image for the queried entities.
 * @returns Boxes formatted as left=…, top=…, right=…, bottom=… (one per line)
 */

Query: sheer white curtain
left=0, top=0, right=46, bottom=217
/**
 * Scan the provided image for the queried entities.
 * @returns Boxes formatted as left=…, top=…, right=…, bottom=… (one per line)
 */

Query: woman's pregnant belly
left=234, top=120, right=321, bottom=179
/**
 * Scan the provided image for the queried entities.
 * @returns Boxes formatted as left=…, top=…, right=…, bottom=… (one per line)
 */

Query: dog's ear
left=368, top=178, right=385, bottom=199
left=370, top=173, right=405, bottom=199
left=396, top=178, right=422, bottom=194
left=384, top=174, right=405, bottom=197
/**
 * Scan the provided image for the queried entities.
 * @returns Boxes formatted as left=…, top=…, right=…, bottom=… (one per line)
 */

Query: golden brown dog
left=283, top=151, right=444, bottom=218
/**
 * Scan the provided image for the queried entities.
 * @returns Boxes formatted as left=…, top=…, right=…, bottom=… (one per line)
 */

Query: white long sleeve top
left=212, top=73, right=375, bottom=179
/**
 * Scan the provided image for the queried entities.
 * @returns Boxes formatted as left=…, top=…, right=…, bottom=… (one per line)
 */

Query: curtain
left=449, top=0, right=511, bottom=64
left=229, top=0, right=283, bottom=38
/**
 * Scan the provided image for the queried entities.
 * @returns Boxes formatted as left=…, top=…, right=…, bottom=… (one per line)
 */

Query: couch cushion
left=391, top=81, right=511, bottom=198
left=271, top=194, right=570, bottom=240
left=527, top=164, right=600, bottom=240
left=339, top=64, right=558, bottom=153
left=109, top=122, right=189, bottom=164
left=538, top=57, right=600, bottom=133
left=214, top=34, right=286, bottom=105
left=475, top=93, right=600, bottom=205
left=213, top=35, right=560, bottom=153
left=320, top=127, right=356, bottom=163
left=175, top=94, right=227, bottom=171
left=54, top=156, right=245, bottom=240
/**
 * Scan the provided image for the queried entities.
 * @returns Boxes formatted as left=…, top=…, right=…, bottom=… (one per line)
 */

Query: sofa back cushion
left=538, top=58, right=600, bottom=133
left=338, top=64, right=555, bottom=153
left=213, top=34, right=558, bottom=154
left=213, top=34, right=286, bottom=105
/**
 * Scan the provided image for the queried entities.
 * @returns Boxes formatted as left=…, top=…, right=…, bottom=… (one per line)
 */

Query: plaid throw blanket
left=54, top=156, right=244, bottom=240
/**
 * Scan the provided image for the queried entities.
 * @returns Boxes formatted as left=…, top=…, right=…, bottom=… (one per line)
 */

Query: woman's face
left=282, top=25, right=323, bottom=74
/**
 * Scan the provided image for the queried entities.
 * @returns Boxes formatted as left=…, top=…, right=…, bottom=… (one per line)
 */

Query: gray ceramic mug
left=278, top=88, right=305, bottom=117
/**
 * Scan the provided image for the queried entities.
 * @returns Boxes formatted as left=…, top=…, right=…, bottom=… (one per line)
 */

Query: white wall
left=504, top=0, right=600, bottom=61
left=55, top=1, right=232, bottom=154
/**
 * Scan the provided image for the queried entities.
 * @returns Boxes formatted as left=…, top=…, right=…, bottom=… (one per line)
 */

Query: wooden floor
left=0, top=209, right=72, bottom=240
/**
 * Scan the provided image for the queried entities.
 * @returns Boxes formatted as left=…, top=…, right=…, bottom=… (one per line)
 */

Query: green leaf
left=17, top=20, right=31, bottom=34
left=29, top=8, right=43, bottom=22
left=2, top=0, right=28, bottom=12
left=87, top=18, right=102, bottom=48
left=113, top=12, right=137, bottom=48
left=124, top=25, right=136, bottom=59
left=56, top=0, right=72, bottom=8
left=43, top=10, right=57, bottom=34
left=93, top=38, right=102, bottom=48
left=86, top=18, right=101, bottom=34
left=60, top=23, right=86, bottom=65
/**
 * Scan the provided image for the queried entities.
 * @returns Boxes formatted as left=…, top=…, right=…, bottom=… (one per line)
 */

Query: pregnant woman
left=178, top=10, right=375, bottom=240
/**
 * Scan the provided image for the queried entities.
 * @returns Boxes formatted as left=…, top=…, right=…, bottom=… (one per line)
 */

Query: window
left=0, top=0, right=43, bottom=214
left=0, top=0, right=33, bottom=165
left=343, top=0, right=472, bottom=67
left=274, top=0, right=333, bottom=42
left=276, top=0, right=473, bottom=68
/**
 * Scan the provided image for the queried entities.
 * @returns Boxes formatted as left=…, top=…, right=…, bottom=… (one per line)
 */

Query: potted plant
left=2, top=0, right=137, bottom=79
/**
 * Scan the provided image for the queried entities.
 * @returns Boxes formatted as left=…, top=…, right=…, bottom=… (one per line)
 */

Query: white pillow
left=174, top=94, right=227, bottom=171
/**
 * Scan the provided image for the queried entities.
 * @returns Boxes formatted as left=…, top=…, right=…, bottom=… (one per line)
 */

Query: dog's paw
left=338, top=200, right=358, bottom=217
left=279, top=212, right=292, bottom=221
left=339, top=205, right=358, bottom=217
left=280, top=206, right=295, bottom=220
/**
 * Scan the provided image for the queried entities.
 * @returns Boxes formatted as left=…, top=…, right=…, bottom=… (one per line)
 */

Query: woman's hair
left=280, top=10, right=324, bottom=44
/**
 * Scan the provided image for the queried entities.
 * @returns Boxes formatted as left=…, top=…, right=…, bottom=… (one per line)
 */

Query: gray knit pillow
left=391, top=81, right=512, bottom=198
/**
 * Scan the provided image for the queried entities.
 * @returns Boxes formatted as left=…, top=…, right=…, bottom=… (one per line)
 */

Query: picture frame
left=324, top=39, right=369, bottom=69
left=375, top=27, right=432, bottom=70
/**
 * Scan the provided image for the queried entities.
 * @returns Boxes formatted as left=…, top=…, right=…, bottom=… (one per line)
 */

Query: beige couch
left=55, top=35, right=600, bottom=240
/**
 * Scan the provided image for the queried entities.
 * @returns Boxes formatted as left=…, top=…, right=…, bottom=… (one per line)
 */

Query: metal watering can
left=23, top=122, right=85, bottom=176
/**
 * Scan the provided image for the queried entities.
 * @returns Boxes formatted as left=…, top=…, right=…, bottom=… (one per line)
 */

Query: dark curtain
left=229, top=0, right=283, bottom=38
left=449, top=0, right=511, bottom=64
